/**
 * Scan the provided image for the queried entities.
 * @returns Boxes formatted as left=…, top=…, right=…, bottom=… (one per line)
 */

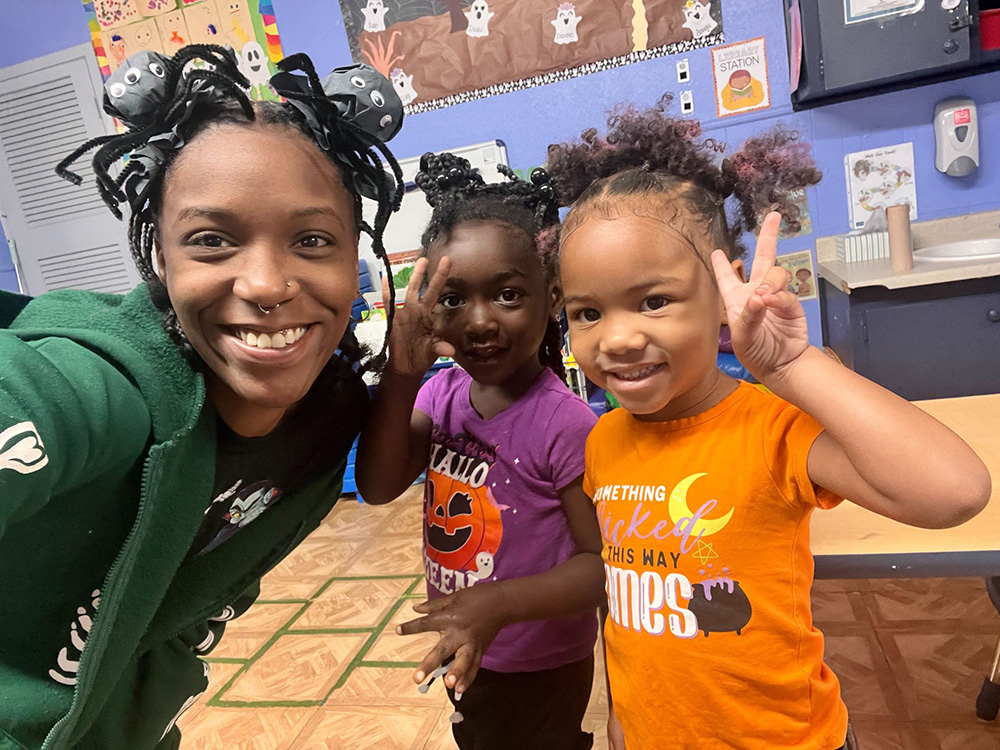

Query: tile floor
left=177, top=485, right=1000, bottom=749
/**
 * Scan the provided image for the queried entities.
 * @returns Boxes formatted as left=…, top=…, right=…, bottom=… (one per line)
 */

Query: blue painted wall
left=2, top=0, right=999, bottom=345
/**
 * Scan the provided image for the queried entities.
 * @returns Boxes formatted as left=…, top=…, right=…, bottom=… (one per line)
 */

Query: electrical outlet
left=676, top=58, right=691, bottom=83
left=680, top=90, right=694, bottom=114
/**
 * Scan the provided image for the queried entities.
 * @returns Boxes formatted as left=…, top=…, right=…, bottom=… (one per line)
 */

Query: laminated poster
left=84, top=0, right=283, bottom=101
left=775, top=249, right=817, bottom=302
left=338, top=0, right=725, bottom=113
left=845, top=142, right=917, bottom=229
left=844, top=0, right=923, bottom=25
left=712, top=36, right=770, bottom=117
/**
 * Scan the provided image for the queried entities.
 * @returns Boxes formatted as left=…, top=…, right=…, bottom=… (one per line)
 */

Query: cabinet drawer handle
left=990, top=310, right=1000, bottom=323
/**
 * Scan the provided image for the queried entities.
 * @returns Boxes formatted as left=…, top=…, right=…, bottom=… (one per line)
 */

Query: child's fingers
left=446, top=644, right=483, bottom=694
left=749, top=212, right=782, bottom=286
left=404, top=258, right=429, bottom=305
left=412, top=636, right=457, bottom=684
left=756, top=265, right=790, bottom=296
left=411, top=596, right=452, bottom=615
left=734, top=292, right=768, bottom=338
left=710, top=249, right=743, bottom=300
left=420, top=255, right=452, bottom=307
left=432, top=340, right=457, bottom=360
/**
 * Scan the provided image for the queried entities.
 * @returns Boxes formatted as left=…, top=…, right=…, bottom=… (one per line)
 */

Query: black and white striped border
left=402, top=33, right=724, bottom=115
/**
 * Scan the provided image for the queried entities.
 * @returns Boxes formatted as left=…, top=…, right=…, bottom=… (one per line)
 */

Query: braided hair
left=56, top=47, right=403, bottom=377
left=546, top=93, right=822, bottom=262
left=415, top=152, right=566, bottom=380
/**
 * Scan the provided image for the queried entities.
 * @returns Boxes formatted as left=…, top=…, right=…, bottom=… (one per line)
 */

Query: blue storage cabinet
left=820, top=275, right=1000, bottom=401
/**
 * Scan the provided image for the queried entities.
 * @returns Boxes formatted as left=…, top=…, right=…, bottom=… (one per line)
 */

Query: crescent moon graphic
left=668, top=473, right=734, bottom=537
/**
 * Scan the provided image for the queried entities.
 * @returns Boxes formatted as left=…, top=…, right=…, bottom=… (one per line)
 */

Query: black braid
left=271, top=54, right=404, bottom=370
left=541, top=319, right=567, bottom=381
left=416, top=152, right=568, bottom=380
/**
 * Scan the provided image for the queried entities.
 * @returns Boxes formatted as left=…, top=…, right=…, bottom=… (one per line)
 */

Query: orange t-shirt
left=583, top=382, right=848, bottom=750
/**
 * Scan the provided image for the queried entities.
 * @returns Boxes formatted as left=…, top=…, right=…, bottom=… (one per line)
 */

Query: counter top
left=817, top=254, right=1000, bottom=292
left=811, top=393, right=1000, bottom=578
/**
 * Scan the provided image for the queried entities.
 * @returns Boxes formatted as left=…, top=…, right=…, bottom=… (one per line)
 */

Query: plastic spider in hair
left=55, top=44, right=252, bottom=219
left=269, top=52, right=405, bottom=348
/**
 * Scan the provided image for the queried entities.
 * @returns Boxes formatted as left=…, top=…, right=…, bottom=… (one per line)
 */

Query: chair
left=975, top=576, right=1000, bottom=721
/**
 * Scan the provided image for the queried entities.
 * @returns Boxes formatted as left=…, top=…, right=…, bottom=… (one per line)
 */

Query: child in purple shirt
left=357, top=153, right=604, bottom=750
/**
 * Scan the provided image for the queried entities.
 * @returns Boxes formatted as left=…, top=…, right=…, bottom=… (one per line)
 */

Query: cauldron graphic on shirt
left=687, top=576, right=753, bottom=636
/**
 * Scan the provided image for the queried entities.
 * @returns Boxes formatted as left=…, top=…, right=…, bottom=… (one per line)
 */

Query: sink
left=913, top=238, right=1000, bottom=262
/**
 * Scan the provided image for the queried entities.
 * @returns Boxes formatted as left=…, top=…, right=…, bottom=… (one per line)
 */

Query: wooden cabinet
left=820, top=276, right=1000, bottom=399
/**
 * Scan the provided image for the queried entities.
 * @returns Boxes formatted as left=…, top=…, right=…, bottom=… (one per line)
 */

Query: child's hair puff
left=416, top=152, right=566, bottom=380
left=546, top=94, right=822, bottom=260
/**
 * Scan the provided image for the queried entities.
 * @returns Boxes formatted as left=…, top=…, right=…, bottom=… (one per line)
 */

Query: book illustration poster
left=711, top=35, right=769, bottom=117
left=338, top=0, right=725, bottom=113
left=844, top=142, right=917, bottom=229
left=83, top=0, right=283, bottom=101
left=775, top=249, right=816, bottom=302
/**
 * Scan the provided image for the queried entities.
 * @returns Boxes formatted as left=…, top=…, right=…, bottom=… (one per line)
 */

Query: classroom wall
left=3, top=0, right=999, bottom=347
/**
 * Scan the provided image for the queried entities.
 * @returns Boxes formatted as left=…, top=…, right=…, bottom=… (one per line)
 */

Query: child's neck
left=635, top=369, right=739, bottom=423
left=469, top=357, right=545, bottom=421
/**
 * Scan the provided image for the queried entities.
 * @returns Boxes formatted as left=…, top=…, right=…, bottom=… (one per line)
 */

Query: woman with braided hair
left=357, top=153, right=605, bottom=750
left=0, top=47, right=405, bottom=749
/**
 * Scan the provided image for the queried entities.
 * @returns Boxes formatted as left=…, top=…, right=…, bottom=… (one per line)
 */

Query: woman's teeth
left=237, top=327, right=308, bottom=349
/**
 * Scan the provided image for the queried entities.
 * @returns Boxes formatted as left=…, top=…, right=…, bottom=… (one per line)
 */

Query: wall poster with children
left=845, top=141, right=917, bottom=229
left=82, top=0, right=283, bottom=101
left=775, top=249, right=816, bottom=302
left=337, top=0, right=725, bottom=113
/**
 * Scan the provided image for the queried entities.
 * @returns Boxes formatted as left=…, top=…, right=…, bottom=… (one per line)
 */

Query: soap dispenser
left=934, top=97, right=979, bottom=176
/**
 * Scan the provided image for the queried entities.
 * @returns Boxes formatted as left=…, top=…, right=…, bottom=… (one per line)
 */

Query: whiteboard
left=358, top=140, right=509, bottom=283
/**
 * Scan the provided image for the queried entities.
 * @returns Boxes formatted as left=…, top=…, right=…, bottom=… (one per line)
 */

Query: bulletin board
left=338, top=0, right=725, bottom=113
left=82, top=0, right=283, bottom=100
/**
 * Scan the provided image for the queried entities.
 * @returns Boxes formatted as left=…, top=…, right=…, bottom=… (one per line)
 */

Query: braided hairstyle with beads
left=546, top=93, right=822, bottom=262
left=56, top=47, right=403, bottom=377
left=415, top=151, right=567, bottom=380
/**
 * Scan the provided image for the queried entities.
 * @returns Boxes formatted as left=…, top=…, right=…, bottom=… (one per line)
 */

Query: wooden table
left=811, top=393, right=1000, bottom=579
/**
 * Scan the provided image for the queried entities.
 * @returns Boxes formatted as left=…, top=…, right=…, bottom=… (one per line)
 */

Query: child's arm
left=600, top=604, right=626, bottom=750
left=356, top=258, right=455, bottom=505
left=712, top=213, right=991, bottom=528
left=396, top=475, right=606, bottom=694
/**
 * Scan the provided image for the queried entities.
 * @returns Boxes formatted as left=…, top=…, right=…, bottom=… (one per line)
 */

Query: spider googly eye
left=109, top=82, right=127, bottom=98
left=351, top=75, right=366, bottom=88
left=148, top=61, right=165, bottom=78
left=370, top=91, right=385, bottom=107
left=380, top=114, right=393, bottom=128
left=124, top=67, right=141, bottom=85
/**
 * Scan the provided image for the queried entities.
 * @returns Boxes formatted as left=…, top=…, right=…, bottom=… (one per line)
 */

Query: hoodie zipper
left=42, top=390, right=205, bottom=750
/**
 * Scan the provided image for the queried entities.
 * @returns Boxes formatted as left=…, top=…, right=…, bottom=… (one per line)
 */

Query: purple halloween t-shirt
left=414, top=366, right=599, bottom=673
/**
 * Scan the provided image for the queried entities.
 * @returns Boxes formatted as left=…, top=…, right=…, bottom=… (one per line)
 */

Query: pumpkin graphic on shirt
left=424, top=476, right=503, bottom=573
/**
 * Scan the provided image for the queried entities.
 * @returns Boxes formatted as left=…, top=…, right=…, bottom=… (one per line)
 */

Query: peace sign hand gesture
left=385, top=256, right=456, bottom=377
left=710, top=212, right=810, bottom=386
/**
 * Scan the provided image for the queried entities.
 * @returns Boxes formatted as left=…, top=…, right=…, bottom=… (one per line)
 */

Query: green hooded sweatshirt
left=0, top=285, right=362, bottom=750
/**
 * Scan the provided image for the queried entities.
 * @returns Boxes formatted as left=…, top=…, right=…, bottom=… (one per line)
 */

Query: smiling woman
left=0, top=46, right=403, bottom=750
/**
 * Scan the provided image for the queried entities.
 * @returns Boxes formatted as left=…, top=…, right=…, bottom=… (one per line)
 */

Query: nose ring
left=258, top=281, right=292, bottom=314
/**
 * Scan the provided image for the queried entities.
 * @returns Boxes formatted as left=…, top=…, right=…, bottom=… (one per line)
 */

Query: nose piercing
left=258, top=282, right=292, bottom=313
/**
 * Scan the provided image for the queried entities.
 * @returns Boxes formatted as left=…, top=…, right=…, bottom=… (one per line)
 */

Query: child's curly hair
left=415, top=151, right=566, bottom=379
left=546, top=94, right=822, bottom=263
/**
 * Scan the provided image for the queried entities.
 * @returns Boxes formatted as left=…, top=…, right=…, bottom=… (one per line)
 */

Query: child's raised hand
left=710, top=212, right=810, bottom=384
left=387, top=257, right=456, bottom=377
left=396, top=583, right=508, bottom=695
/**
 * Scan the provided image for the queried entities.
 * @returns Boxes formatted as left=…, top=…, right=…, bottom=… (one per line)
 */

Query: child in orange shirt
left=545, top=98, right=992, bottom=749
